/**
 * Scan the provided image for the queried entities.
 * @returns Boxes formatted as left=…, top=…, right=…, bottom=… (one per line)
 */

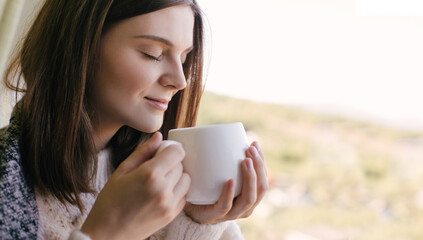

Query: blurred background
left=1, top=0, right=423, bottom=239
left=197, top=0, right=423, bottom=132
left=195, top=0, right=423, bottom=239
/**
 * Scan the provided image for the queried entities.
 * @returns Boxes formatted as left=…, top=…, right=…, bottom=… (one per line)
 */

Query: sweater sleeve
left=68, top=213, right=245, bottom=240
left=160, top=212, right=244, bottom=240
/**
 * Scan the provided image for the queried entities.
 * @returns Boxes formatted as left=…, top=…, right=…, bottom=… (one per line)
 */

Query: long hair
left=3, top=0, right=204, bottom=211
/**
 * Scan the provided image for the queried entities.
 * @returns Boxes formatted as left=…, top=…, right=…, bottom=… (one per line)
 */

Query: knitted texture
left=0, top=103, right=38, bottom=239
left=163, top=212, right=244, bottom=240
left=37, top=149, right=112, bottom=240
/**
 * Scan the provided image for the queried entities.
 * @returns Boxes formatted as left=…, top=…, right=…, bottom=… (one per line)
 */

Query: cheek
left=102, top=47, right=156, bottom=95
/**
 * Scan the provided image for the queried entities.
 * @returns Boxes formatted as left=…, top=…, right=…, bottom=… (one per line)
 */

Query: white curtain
left=0, top=0, right=26, bottom=127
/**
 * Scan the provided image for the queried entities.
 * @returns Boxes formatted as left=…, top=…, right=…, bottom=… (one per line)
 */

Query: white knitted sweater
left=35, top=149, right=243, bottom=240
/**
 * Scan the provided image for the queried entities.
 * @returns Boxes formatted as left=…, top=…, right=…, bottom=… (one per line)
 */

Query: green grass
left=197, top=91, right=423, bottom=240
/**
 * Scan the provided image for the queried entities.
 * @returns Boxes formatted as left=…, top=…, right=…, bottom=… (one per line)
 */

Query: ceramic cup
left=159, top=122, right=249, bottom=205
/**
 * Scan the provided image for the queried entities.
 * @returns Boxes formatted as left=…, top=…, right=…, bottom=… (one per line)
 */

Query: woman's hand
left=184, top=141, right=268, bottom=224
left=81, top=132, right=191, bottom=240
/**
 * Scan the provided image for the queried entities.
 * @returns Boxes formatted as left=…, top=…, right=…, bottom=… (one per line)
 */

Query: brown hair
left=3, top=0, right=204, bottom=211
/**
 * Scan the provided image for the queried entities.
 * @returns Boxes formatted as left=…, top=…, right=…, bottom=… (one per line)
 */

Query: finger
left=173, top=173, right=191, bottom=201
left=240, top=208, right=254, bottom=219
left=244, top=147, right=268, bottom=217
left=117, top=132, right=162, bottom=174
left=212, top=179, right=236, bottom=217
left=165, top=163, right=183, bottom=190
left=246, top=146, right=253, bottom=158
left=175, top=195, right=187, bottom=216
left=184, top=179, right=236, bottom=225
left=248, top=145, right=268, bottom=176
left=252, top=141, right=264, bottom=160
left=148, top=144, right=185, bottom=175
left=226, top=158, right=257, bottom=219
left=249, top=146, right=269, bottom=197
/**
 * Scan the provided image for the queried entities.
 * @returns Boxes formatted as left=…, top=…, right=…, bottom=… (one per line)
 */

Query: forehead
left=109, top=5, right=195, bottom=48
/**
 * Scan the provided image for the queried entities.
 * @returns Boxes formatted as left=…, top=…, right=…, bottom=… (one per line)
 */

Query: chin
left=127, top=113, right=165, bottom=133
left=143, top=125, right=162, bottom=133
left=133, top=120, right=164, bottom=133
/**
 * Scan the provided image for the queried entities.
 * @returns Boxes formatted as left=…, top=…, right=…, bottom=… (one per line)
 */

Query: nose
left=160, top=59, right=187, bottom=91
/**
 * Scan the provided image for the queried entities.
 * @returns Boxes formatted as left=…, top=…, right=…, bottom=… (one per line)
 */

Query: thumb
left=116, top=131, right=163, bottom=175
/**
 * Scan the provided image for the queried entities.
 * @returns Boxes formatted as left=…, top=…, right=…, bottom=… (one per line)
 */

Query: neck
left=93, top=120, right=122, bottom=152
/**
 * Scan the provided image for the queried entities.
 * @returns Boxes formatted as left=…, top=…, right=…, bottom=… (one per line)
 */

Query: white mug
left=162, top=122, right=249, bottom=205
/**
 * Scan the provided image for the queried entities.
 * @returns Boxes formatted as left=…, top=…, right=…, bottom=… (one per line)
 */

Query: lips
left=145, top=97, right=170, bottom=111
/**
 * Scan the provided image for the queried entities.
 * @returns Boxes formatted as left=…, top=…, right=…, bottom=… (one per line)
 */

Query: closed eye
left=142, top=52, right=163, bottom=62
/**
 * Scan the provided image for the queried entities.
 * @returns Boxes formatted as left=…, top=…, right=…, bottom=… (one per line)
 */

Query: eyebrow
left=134, top=34, right=194, bottom=52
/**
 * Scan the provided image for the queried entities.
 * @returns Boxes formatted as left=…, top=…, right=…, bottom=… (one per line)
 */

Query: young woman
left=0, top=0, right=268, bottom=239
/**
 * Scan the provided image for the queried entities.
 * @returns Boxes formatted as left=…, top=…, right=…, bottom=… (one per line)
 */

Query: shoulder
left=0, top=126, right=11, bottom=155
left=0, top=103, right=23, bottom=163
left=0, top=122, right=23, bottom=183
left=0, top=102, right=25, bottom=172
left=0, top=107, right=39, bottom=239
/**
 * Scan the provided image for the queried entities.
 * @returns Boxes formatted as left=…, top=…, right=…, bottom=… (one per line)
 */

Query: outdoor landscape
left=197, top=91, right=423, bottom=240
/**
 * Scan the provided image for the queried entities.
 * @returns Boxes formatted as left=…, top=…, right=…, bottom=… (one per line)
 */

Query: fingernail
left=228, top=180, right=235, bottom=190
left=245, top=158, right=253, bottom=170
left=249, top=147, right=257, bottom=157
left=246, top=147, right=253, bottom=157
left=153, top=131, right=162, bottom=140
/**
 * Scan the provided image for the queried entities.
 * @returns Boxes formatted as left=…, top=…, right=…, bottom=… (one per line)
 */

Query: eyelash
left=142, top=52, right=162, bottom=62
left=142, top=51, right=189, bottom=64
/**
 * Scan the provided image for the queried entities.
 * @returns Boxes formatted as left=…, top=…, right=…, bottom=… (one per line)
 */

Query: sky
left=197, top=0, right=423, bottom=131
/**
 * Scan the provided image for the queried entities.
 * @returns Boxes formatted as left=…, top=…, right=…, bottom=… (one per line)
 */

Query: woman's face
left=93, top=5, right=194, bottom=133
